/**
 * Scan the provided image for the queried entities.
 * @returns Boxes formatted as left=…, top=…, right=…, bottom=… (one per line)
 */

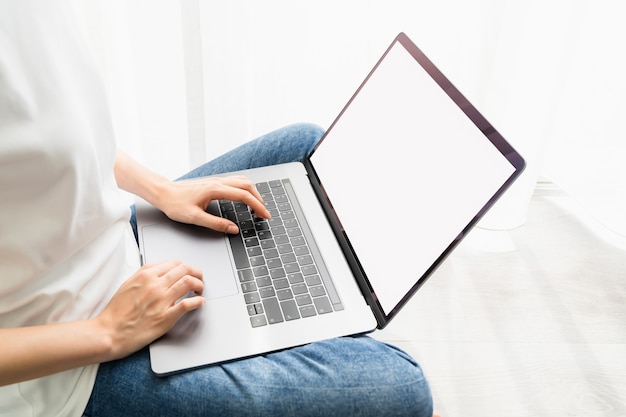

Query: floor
left=373, top=184, right=626, bottom=417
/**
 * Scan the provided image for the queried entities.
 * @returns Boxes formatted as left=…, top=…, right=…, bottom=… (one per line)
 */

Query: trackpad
left=141, top=222, right=238, bottom=300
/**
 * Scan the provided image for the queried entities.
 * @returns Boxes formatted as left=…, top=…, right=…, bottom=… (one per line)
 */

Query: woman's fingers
left=200, top=176, right=270, bottom=218
left=159, top=261, right=203, bottom=291
left=185, top=207, right=241, bottom=234
left=159, top=175, right=270, bottom=233
left=179, top=176, right=270, bottom=233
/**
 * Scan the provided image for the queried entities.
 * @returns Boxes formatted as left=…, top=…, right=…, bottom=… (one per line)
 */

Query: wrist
left=88, top=316, right=121, bottom=362
left=148, top=178, right=175, bottom=213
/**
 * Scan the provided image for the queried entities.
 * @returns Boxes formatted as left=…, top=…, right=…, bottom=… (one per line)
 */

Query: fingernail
left=227, top=225, right=239, bottom=234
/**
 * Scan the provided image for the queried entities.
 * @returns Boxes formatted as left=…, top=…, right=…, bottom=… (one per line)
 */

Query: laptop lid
left=305, top=32, right=525, bottom=328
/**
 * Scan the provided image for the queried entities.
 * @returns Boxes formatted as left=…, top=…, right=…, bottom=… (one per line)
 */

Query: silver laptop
left=136, top=32, right=525, bottom=376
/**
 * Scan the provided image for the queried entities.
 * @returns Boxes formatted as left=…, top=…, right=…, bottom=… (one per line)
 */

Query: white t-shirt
left=0, top=1, right=140, bottom=416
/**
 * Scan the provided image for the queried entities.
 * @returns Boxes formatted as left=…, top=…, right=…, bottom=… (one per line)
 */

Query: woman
left=0, top=1, right=435, bottom=416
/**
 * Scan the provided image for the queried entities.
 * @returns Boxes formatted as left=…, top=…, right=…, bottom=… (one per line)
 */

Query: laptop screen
left=309, top=33, right=524, bottom=325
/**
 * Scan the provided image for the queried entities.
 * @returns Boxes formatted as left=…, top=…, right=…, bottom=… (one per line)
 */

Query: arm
left=1, top=151, right=263, bottom=386
left=114, top=150, right=270, bottom=233
left=0, top=260, right=203, bottom=386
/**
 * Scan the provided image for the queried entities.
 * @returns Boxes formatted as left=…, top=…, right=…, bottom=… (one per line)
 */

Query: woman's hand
left=95, top=260, right=205, bottom=360
left=152, top=175, right=271, bottom=234
left=0, top=260, right=204, bottom=385
left=114, top=151, right=269, bottom=234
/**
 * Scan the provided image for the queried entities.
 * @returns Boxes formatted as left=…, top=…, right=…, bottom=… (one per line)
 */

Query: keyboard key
left=250, top=256, right=266, bottom=267
left=255, top=221, right=270, bottom=231
left=294, top=246, right=309, bottom=256
left=266, top=258, right=282, bottom=269
left=271, top=186, right=286, bottom=196
left=250, top=315, right=268, bottom=327
left=270, top=268, right=286, bottom=279
left=275, top=235, right=290, bottom=245
left=296, top=294, right=313, bottom=306
left=302, top=265, right=317, bottom=276
left=274, top=194, right=288, bottom=203
left=256, top=276, right=272, bottom=287
left=244, top=292, right=260, bottom=304
left=238, top=269, right=254, bottom=282
left=256, top=182, right=271, bottom=193
left=237, top=211, right=252, bottom=222
left=313, top=296, right=333, bottom=314
left=277, top=288, right=293, bottom=301
left=247, top=246, right=262, bottom=257
left=228, top=233, right=250, bottom=269
left=283, top=218, right=298, bottom=228
left=219, top=200, right=234, bottom=211
left=299, top=305, right=317, bottom=318
left=269, top=217, right=283, bottom=227
left=309, top=285, right=326, bottom=297
left=260, top=240, right=276, bottom=250
left=244, top=237, right=259, bottom=247
left=242, top=229, right=257, bottom=238
left=281, top=253, right=296, bottom=264
left=277, top=202, right=292, bottom=211
left=287, top=228, right=302, bottom=238
left=297, top=255, right=313, bottom=266
left=259, top=287, right=276, bottom=298
left=287, top=273, right=304, bottom=284
left=262, top=297, right=284, bottom=324
left=305, top=275, right=322, bottom=286
left=277, top=243, right=293, bottom=254
left=273, top=278, right=289, bottom=289
left=271, top=225, right=286, bottom=235
left=280, top=299, right=300, bottom=321
left=241, top=282, right=257, bottom=293
left=239, top=220, right=254, bottom=230
left=292, top=283, right=308, bottom=295
left=253, top=266, right=269, bottom=277
left=268, top=208, right=280, bottom=217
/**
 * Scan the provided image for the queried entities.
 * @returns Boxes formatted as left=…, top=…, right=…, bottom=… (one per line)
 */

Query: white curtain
left=74, top=0, right=626, bottom=240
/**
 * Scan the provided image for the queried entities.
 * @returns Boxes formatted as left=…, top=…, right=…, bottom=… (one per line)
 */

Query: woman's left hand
left=153, top=175, right=270, bottom=234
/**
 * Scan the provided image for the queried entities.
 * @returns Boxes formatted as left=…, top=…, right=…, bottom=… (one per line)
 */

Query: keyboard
left=217, top=178, right=343, bottom=327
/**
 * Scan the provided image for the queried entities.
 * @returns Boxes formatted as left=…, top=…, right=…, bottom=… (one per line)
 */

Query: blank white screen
left=310, top=41, right=516, bottom=315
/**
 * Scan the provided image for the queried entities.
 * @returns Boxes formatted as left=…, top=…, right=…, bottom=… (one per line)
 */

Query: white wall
left=198, top=0, right=498, bottom=160
left=75, top=0, right=626, bottom=235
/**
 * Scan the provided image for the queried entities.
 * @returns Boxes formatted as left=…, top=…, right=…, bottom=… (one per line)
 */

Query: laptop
left=136, top=32, right=525, bottom=376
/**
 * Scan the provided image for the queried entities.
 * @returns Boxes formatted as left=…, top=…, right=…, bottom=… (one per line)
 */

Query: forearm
left=0, top=319, right=113, bottom=386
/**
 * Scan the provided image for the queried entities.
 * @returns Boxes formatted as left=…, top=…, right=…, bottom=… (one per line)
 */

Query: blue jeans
left=86, top=123, right=433, bottom=417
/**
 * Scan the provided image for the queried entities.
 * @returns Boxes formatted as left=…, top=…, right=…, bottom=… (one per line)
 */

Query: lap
left=85, top=336, right=432, bottom=417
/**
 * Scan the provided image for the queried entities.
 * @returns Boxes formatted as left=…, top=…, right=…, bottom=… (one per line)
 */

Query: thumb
left=188, top=207, right=239, bottom=234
